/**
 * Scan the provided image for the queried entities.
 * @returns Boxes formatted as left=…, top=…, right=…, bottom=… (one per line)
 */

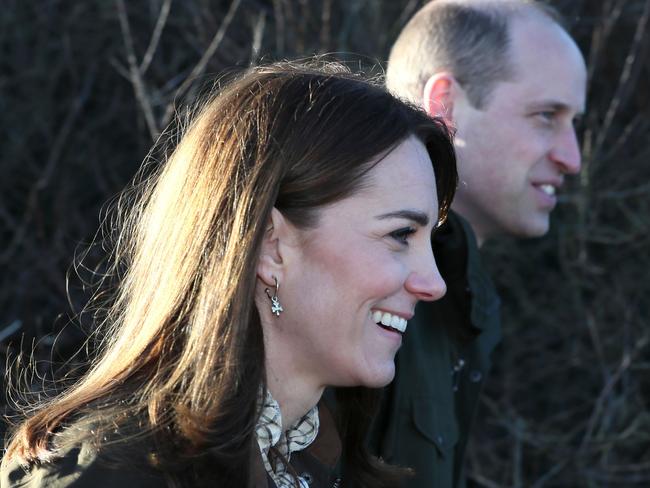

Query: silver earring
left=264, top=276, right=283, bottom=317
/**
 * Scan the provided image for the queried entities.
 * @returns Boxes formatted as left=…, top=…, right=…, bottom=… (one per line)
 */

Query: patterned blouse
left=255, top=389, right=320, bottom=488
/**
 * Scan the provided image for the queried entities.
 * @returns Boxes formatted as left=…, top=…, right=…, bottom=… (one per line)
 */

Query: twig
left=530, top=460, right=569, bottom=488
left=585, top=310, right=608, bottom=383
left=601, top=114, right=646, bottom=162
left=593, top=0, right=650, bottom=158
left=513, top=416, right=525, bottom=488
left=273, top=0, right=285, bottom=54
left=467, top=473, right=503, bottom=488
left=116, top=0, right=160, bottom=141
left=0, top=320, right=22, bottom=343
left=395, top=0, right=423, bottom=31
left=586, top=0, right=624, bottom=85
left=250, top=10, right=267, bottom=66
left=1, top=66, right=96, bottom=263
left=578, top=335, right=650, bottom=454
left=320, top=0, right=332, bottom=52
left=600, top=178, right=650, bottom=200
left=161, top=0, right=242, bottom=127
left=139, top=0, right=172, bottom=75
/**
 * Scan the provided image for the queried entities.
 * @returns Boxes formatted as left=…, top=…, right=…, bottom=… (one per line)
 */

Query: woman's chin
left=326, top=358, right=397, bottom=389
left=358, top=363, right=396, bottom=389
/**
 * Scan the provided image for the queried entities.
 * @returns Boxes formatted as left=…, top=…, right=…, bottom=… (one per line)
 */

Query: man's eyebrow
left=528, top=100, right=584, bottom=115
left=375, top=210, right=430, bottom=226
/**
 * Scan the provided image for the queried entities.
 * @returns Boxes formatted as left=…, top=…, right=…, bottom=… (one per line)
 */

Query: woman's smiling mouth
left=371, top=310, right=408, bottom=333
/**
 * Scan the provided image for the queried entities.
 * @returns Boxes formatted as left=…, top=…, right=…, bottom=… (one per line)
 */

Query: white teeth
left=372, top=310, right=408, bottom=333
left=390, top=315, right=401, bottom=328
left=394, top=316, right=408, bottom=333
left=539, top=184, right=556, bottom=196
left=381, top=312, right=392, bottom=326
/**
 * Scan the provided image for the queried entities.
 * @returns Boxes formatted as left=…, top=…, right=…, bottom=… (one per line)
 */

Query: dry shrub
left=470, top=1, right=650, bottom=486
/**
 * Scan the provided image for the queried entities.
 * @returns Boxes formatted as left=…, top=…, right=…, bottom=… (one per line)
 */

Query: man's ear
left=256, top=207, right=293, bottom=287
left=422, top=72, right=458, bottom=122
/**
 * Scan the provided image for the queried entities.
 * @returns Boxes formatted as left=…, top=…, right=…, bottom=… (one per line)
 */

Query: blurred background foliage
left=1, top=0, right=649, bottom=486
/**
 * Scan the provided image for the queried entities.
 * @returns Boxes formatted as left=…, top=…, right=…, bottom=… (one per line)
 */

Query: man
left=369, top=1, right=587, bottom=486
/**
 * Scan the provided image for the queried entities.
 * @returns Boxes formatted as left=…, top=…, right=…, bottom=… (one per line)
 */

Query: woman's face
left=266, top=136, right=446, bottom=389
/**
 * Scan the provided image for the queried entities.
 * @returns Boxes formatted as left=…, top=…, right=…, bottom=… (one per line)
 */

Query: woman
left=2, top=61, right=457, bottom=487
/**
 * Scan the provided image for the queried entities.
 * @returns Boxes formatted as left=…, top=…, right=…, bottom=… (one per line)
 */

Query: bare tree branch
left=161, top=0, right=242, bottom=127
left=139, top=0, right=173, bottom=75
left=116, top=0, right=160, bottom=141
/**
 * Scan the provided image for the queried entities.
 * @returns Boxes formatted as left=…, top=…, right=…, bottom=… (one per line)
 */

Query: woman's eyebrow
left=375, top=209, right=430, bottom=226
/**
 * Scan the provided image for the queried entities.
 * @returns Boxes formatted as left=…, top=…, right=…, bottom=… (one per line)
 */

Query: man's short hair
left=386, top=0, right=565, bottom=109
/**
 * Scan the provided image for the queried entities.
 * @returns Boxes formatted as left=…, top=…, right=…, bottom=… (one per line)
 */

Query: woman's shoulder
left=1, top=439, right=166, bottom=488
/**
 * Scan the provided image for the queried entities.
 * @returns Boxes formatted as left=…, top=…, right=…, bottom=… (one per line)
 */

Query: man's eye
left=390, top=227, right=416, bottom=245
left=536, top=111, right=556, bottom=122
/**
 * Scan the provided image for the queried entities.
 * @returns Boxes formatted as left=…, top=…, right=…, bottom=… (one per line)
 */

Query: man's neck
left=449, top=207, right=487, bottom=248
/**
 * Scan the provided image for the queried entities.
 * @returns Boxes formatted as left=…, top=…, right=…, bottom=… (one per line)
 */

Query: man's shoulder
left=405, top=209, right=500, bottom=350
left=433, top=211, right=474, bottom=256
left=437, top=211, right=498, bottom=309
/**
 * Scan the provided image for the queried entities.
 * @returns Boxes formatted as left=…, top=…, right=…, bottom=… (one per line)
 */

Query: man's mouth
left=371, top=310, right=407, bottom=334
left=538, top=184, right=556, bottom=196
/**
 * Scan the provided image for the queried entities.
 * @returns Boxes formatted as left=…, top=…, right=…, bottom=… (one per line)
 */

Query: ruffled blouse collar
left=255, top=389, right=319, bottom=488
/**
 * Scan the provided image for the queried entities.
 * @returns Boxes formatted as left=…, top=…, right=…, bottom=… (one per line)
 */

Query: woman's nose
left=405, top=255, right=447, bottom=302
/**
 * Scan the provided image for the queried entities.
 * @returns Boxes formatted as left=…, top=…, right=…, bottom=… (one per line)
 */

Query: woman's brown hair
left=4, top=61, right=457, bottom=486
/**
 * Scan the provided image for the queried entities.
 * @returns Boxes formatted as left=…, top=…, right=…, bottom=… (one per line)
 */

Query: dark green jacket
left=369, top=211, right=501, bottom=488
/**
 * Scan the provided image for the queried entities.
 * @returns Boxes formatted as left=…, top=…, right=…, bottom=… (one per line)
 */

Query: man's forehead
left=500, top=15, right=587, bottom=109
left=508, top=14, right=585, bottom=71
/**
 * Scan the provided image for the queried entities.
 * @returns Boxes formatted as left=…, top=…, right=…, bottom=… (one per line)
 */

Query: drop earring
left=265, top=276, right=283, bottom=317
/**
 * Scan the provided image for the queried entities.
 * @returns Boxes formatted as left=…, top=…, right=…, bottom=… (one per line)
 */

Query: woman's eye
left=389, top=227, right=416, bottom=245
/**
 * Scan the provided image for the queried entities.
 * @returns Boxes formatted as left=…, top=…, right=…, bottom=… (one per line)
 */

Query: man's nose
left=550, top=126, right=582, bottom=174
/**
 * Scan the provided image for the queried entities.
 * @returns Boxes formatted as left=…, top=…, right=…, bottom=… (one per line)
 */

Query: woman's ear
left=257, top=207, right=294, bottom=286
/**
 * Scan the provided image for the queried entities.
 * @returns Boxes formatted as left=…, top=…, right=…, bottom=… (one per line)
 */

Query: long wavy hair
left=4, top=61, right=457, bottom=487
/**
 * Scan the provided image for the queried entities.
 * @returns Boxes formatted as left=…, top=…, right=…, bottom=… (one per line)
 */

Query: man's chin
left=511, top=215, right=551, bottom=238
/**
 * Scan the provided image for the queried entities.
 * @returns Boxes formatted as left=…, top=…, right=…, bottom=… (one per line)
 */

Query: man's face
left=450, top=15, right=587, bottom=244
